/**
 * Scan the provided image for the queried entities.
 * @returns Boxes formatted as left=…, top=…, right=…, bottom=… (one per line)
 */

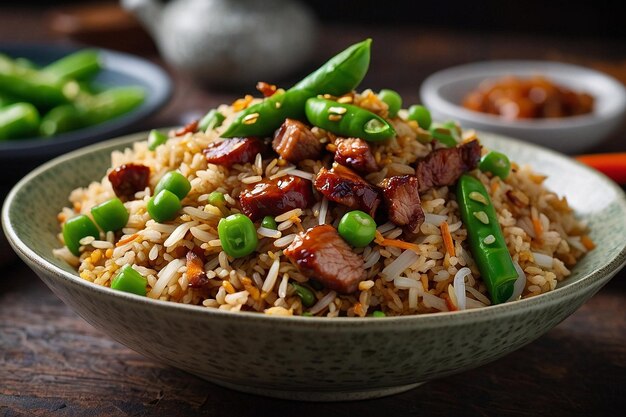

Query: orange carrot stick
left=576, top=153, right=626, bottom=184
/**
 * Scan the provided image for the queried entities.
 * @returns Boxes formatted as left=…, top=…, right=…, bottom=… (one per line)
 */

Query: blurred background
left=2, top=0, right=625, bottom=124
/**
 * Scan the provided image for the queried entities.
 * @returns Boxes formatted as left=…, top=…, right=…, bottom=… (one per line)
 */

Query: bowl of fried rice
left=3, top=40, right=626, bottom=401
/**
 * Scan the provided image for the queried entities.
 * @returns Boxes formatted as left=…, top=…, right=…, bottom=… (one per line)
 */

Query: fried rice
left=53, top=89, right=592, bottom=317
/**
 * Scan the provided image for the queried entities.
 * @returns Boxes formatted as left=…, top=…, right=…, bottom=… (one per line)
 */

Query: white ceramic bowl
left=3, top=131, right=626, bottom=401
left=420, top=60, right=626, bottom=154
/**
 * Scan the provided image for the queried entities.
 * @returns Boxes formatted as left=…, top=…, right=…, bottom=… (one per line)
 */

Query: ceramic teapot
left=122, top=0, right=317, bottom=86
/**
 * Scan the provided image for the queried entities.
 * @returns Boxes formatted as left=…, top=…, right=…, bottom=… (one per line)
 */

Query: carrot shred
left=421, top=275, right=429, bottom=291
left=490, top=180, right=500, bottom=194
left=440, top=221, right=456, bottom=257
left=222, top=280, right=236, bottom=294
left=581, top=235, right=596, bottom=250
left=291, top=215, right=304, bottom=233
left=532, top=216, right=543, bottom=238
left=375, top=231, right=421, bottom=254
left=115, top=233, right=138, bottom=247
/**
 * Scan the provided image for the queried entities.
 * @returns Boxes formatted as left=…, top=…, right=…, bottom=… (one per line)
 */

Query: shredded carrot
left=105, top=248, right=113, bottom=258
left=443, top=293, right=458, bottom=312
left=222, top=280, right=236, bottom=294
left=232, top=94, right=253, bottom=111
left=532, top=216, right=543, bottom=238
left=116, top=233, right=138, bottom=247
left=353, top=302, right=366, bottom=317
left=581, top=235, right=596, bottom=251
left=490, top=180, right=500, bottom=194
left=440, top=221, right=455, bottom=257
left=291, top=215, right=304, bottom=233
left=241, top=277, right=260, bottom=300
left=421, top=275, right=429, bottom=291
left=374, top=231, right=421, bottom=254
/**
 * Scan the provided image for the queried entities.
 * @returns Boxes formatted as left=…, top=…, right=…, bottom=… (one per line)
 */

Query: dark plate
left=0, top=43, right=172, bottom=160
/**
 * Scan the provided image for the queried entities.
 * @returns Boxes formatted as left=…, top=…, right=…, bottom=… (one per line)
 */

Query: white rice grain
left=274, top=234, right=296, bottom=248
left=262, top=258, right=280, bottom=292
left=164, top=221, right=197, bottom=248
left=278, top=274, right=290, bottom=299
left=149, top=258, right=184, bottom=298
left=453, top=267, right=472, bottom=310
left=275, top=209, right=302, bottom=222
left=309, top=290, right=337, bottom=314
left=532, top=252, right=554, bottom=268
left=382, top=249, right=419, bottom=282
left=318, top=198, right=329, bottom=225
left=258, top=227, right=282, bottom=239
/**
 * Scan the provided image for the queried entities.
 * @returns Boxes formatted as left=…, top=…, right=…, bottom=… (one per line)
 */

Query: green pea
left=62, top=214, right=100, bottom=256
left=291, top=283, right=316, bottom=307
left=148, top=129, right=168, bottom=151
left=208, top=191, right=225, bottom=206
left=301, top=312, right=314, bottom=317
left=154, top=171, right=191, bottom=201
left=217, top=213, right=258, bottom=258
left=111, top=264, right=147, bottom=296
left=198, top=109, right=225, bottom=132
left=378, top=89, right=402, bottom=118
left=372, top=311, right=386, bottom=317
left=90, top=198, right=128, bottom=232
left=408, top=105, right=432, bottom=129
left=261, top=216, right=277, bottom=230
left=147, top=189, right=181, bottom=223
left=479, top=151, right=511, bottom=180
left=428, top=123, right=458, bottom=147
left=338, top=210, right=377, bottom=247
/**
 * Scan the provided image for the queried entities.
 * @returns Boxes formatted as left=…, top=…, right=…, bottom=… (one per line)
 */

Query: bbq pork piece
left=314, top=163, right=382, bottom=217
left=203, top=137, right=265, bottom=167
left=272, top=119, right=323, bottom=162
left=415, top=140, right=482, bottom=192
left=284, top=225, right=367, bottom=294
left=334, top=137, right=378, bottom=174
left=108, top=163, right=150, bottom=201
left=239, top=175, right=313, bottom=221
left=380, top=175, right=425, bottom=240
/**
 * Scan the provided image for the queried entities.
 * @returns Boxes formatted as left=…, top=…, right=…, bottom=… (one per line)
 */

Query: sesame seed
left=328, top=106, right=347, bottom=115
left=469, top=191, right=488, bottom=205
left=328, top=114, right=342, bottom=122
left=275, top=101, right=282, bottom=109
left=483, top=234, right=496, bottom=244
left=337, top=96, right=353, bottom=104
left=473, top=211, right=489, bottom=224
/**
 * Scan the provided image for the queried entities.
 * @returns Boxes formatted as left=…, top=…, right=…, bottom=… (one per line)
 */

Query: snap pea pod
left=198, top=109, right=225, bottom=132
left=221, top=39, right=371, bottom=138
left=292, top=38, right=372, bottom=96
left=77, top=86, right=145, bottom=126
left=456, top=174, right=518, bottom=304
left=43, top=50, right=102, bottom=81
left=304, top=97, right=395, bottom=142
left=0, top=102, right=40, bottom=140
left=39, top=104, right=84, bottom=137
left=0, top=55, right=68, bottom=108
left=221, top=88, right=312, bottom=138
left=0, top=92, right=18, bottom=108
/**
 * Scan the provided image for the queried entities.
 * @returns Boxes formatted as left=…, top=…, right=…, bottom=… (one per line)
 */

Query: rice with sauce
left=54, top=89, right=592, bottom=317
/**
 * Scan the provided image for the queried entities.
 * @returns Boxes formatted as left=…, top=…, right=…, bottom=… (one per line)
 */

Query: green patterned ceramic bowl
left=3, top=131, right=625, bottom=401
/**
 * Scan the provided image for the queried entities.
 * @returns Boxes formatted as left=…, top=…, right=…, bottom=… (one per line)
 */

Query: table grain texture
left=1, top=6, right=625, bottom=417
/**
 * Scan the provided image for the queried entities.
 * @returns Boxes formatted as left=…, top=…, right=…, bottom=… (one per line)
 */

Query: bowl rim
left=420, top=59, right=626, bottom=130
left=0, top=42, right=173, bottom=158
left=3, top=130, right=626, bottom=327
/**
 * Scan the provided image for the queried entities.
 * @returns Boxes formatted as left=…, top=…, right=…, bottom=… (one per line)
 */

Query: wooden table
left=1, top=7, right=625, bottom=416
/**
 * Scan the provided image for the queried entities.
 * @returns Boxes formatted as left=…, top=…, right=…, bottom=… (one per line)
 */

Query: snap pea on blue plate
left=0, top=49, right=146, bottom=141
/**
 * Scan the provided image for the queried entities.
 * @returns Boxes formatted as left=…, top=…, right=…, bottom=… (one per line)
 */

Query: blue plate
left=0, top=43, right=172, bottom=159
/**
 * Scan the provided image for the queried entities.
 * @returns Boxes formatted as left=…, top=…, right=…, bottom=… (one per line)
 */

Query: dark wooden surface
left=1, top=5, right=626, bottom=416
